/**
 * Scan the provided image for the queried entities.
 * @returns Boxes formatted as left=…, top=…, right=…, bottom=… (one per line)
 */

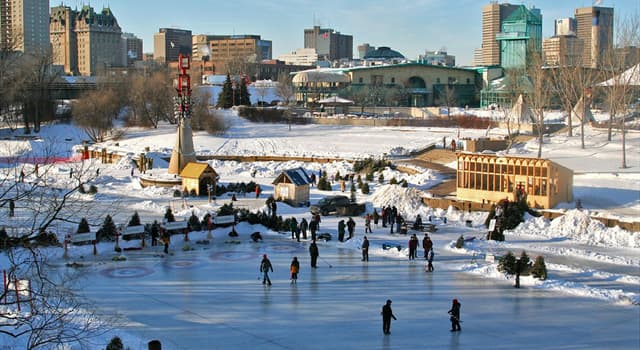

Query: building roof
left=346, top=62, right=477, bottom=74
left=180, top=162, right=217, bottom=179
left=292, top=69, right=351, bottom=83
left=364, top=46, right=405, bottom=60
left=273, top=167, right=312, bottom=186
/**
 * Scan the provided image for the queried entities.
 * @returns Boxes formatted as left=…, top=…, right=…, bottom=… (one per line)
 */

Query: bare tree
left=526, top=49, right=553, bottom=158
left=72, top=89, right=120, bottom=142
left=275, top=72, right=294, bottom=106
left=600, top=12, right=640, bottom=168
left=128, top=70, right=174, bottom=128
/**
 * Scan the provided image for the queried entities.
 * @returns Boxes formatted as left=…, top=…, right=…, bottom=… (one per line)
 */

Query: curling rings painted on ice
left=162, top=259, right=207, bottom=269
left=100, top=266, right=154, bottom=279
left=210, top=250, right=255, bottom=261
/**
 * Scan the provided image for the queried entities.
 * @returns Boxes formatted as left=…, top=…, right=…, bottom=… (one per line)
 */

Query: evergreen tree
left=164, top=208, right=175, bottom=222
left=239, top=78, right=251, bottom=106
left=97, top=215, right=117, bottom=242
left=378, top=173, right=384, bottom=184
left=350, top=182, right=356, bottom=202
left=366, top=172, right=374, bottom=181
left=217, top=73, right=234, bottom=108
left=519, top=250, right=531, bottom=269
left=77, top=218, right=90, bottom=234
left=361, top=182, right=370, bottom=194
left=106, top=336, right=124, bottom=350
left=455, top=235, right=465, bottom=249
left=188, top=211, right=202, bottom=231
left=530, top=256, right=548, bottom=280
left=389, top=177, right=398, bottom=185
left=335, top=171, right=341, bottom=181
left=128, top=211, right=141, bottom=226
left=317, top=175, right=332, bottom=191
left=498, top=251, right=517, bottom=275
left=400, top=179, right=408, bottom=187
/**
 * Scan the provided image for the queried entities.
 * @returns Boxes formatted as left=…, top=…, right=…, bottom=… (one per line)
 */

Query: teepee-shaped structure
left=507, top=94, right=535, bottom=125
left=570, top=96, right=595, bottom=125
left=168, top=54, right=197, bottom=175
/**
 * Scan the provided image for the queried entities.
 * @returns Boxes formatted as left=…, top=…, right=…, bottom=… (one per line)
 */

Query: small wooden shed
left=180, top=162, right=218, bottom=196
left=273, top=167, right=312, bottom=206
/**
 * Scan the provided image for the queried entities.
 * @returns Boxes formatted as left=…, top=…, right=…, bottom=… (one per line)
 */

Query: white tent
left=598, top=64, right=640, bottom=86
left=317, top=96, right=354, bottom=104
left=507, top=94, right=535, bottom=124
left=570, top=96, right=595, bottom=124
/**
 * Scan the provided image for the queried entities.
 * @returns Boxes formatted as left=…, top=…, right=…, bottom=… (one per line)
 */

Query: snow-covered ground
left=0, top=109, right=638, bottom=349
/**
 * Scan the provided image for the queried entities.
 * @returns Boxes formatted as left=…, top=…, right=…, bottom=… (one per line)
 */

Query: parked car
left=309, top=195, right=350, bottom=216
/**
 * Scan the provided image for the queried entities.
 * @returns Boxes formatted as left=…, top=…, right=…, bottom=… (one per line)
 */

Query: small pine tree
left=350, top=183, right=357, bottom=202
left=498, top=251, right=517, bottom=275
left=164, top=208, right=175, bottom=222
left=335, top=171, right=341, bottom=181
left=77, top=217, right=90, bottom=234
left=361, top=182, right=370, bottom=194
left=366, top=172, right=374, bottom=181
left=217, top=73, right=234, bottom=108
left=400, top=179, right=408, bottom=188
left=356, top=174, right=362, bottom=184
left=519, top=250, right=531, bottom=269
left=188, top=211, right=202, bottom=231
left=378, top=173, right=384, bottom=184
left=239, top=78, right=251, bottom=106
left=318, top=175, right=332, bottom=191
left=530, top=256, right=547, bottom=280
left=97, top=215, right=117, bottom=242
left=389, top=177, right=398, bottom=185
left=106, top=336, right=124, bottom=350
left=129, top=211, right=141, bottom=226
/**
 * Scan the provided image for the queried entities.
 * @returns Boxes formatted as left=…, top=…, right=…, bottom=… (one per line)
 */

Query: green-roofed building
left=496, top=5, right=543, bottom=69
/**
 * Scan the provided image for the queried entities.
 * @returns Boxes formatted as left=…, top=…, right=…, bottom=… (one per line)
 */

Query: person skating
left=300, top=218, right=308, bottom=240
left=426, top=248, right=434, bottom=272
left=408, top=234, right=419, bottom=260
left=381, top=299, right=397, bottom=335
left=309, top=240, right=319, bottom=268
left=422, top=234, right=433, bottom=259
left=364, top=214, right=372, bottom=233
left=260, top=254, right=273, bottom=285
left=448, top=299, right=461, bottom=331
left=290, top=257, right=300, bottom=284
left=372, top=209, right=379, bottom=228
left=309, top=218, right=318, bottom=242
left=361, top=236, right=370, bottom=261
left=346, top=217, right=356, bottom=240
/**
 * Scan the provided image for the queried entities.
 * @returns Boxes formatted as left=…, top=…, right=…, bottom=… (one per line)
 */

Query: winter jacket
left=309, top=243, right=319, bottom=257
left=260, top=258, right=273, bottom=272
left=338, top=220, right=346, bottom=234
left=448, top=301, right=461, bottom=319
left=382, top=304, right=396, bottom=320
left=362, top=239, right=370, bottom=250
left=290, top=260, right=300, bottom=273
left=423, top=237, right=433, bottom=251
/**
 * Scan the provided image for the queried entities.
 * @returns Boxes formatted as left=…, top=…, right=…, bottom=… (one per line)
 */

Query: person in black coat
left=361, top=236, right=369, bottom=261
left=309, top=240, right=319, bottom=268
left=381, top=299, right=397, bottom=335
left=260, top=254, right=273, bottom=285
left=448, top=299, right=461, bottom=331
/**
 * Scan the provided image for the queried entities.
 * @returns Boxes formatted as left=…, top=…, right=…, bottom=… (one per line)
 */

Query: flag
left=170, top=41, right=175, bottom=48
left=322, top=32, right=329, bottom=39
left=594, top=0, right=602, bottom=5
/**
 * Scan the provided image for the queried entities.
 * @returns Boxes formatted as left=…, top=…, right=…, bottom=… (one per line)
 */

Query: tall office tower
left=555, top=18, right=577, bottom=36
left=543, top=35, right=584, bottom=66
left=304, top=26, right=352, bottom=61
left=122, top=33, right=142, bottom=67
left=208, top=35, right=272, bottom=62
left=153, top=28, right=192, bottom=64
left=0, top=0, right=49, bottom=53
left=50, top=5, right=123, bottom=76
left=357, top=43, right=374, bottom=59
left=496, top=5, right=542, bottom=69
left=480, top=2, right=519, bottom=66
left=575, top=6, right=613, bottom=68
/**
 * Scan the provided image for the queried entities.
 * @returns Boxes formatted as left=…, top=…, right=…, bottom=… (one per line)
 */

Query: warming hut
left=272, top=167, right=312, bottom=206
left=180, top=162, right=218, bottom=196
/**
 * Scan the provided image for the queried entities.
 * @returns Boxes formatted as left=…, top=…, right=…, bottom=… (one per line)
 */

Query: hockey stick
left=320, top=256, right=333, bottom=268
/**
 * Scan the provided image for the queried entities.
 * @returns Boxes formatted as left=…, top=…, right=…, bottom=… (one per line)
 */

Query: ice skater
left=290, top=257, right=300, bottom=284
left=448, top=299, right=461, bottom=332
left=381, top=299, right=397, bottom=335
left=426, top=248, right=434, bottom=272
left=260, top=254, right=273, bottom=286
left=361, top=236, right=369, bottom=261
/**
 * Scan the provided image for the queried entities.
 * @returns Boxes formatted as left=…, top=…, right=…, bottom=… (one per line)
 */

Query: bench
left=213, top=215, right=235, bottom=225
left=161, top=220, right=188, bottom=232
left=69, top=232, right=96, bottom=245
left=121, top=225, right=145, bottom=240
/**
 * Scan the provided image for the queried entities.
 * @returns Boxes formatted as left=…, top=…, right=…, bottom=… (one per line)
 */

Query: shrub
left=97, top=215, right=117, bottom=242
left=88, top=185, right=98, bottom=194
left=366, top=172, right=374, bottom=181
left=106, top=336, right=124, bottom=350
left=530, top=256, right=547, bottom=280
left=378, top=173, right=384, bottom=184
left=78, top=184, right=86, bottom=194
left=173, top=189, right=181, bottom=197
left=400, top=179, right=408, bottom=188
left=498, top=251, right=517, bottom=275
left=361, top=182, right=370, bottom=194
left=389, top=177, right=398, bottom=185
left=164, top=208, right=175, bottom=222
left=188, top=212, right=202, bottom=231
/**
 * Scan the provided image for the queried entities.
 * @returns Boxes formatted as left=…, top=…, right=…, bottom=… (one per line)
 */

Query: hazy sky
left=80, top=0, right=638, bottom=66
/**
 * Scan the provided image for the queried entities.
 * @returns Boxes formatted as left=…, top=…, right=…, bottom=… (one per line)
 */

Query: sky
left=0, top=108, right=638, bottom=348
left=70, top=0, right=639, bottom=66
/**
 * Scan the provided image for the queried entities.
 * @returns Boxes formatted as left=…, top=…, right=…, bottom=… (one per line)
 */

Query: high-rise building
left=208, top=34, right=272, bottom=62
left=278, top=48, right=318, bottom=66
left=479, top=2, right=520, bottom=66
left=418, top=50, right=456, bottom=67
left=555, top=18, right=576, bottom=36
left=357, top=43, right=374, bottom=60
left=496, top=5, right=542, bottom=69
left=304, top=26, right=352, bottom=61
left=543, top=35, right=583, bottom=66
left=153, top=28, right=192, bottom=64
left=575, top=6, right=614, bottom=68
left=0, top=0, right=49, bottom=53
left=50, top=5, right=123, bottom=76
left=122, top=33, right=142, bottom=67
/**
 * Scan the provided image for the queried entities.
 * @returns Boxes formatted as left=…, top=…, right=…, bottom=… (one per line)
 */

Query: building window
left=358, top=77, right=363, bottom=84
left=391, top=77, right=395, bottom=83
left=436, top=78, right=441, bottom=84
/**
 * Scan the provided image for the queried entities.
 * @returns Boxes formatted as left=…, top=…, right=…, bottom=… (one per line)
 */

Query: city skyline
left=65, top=0, right=636, bottom=66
